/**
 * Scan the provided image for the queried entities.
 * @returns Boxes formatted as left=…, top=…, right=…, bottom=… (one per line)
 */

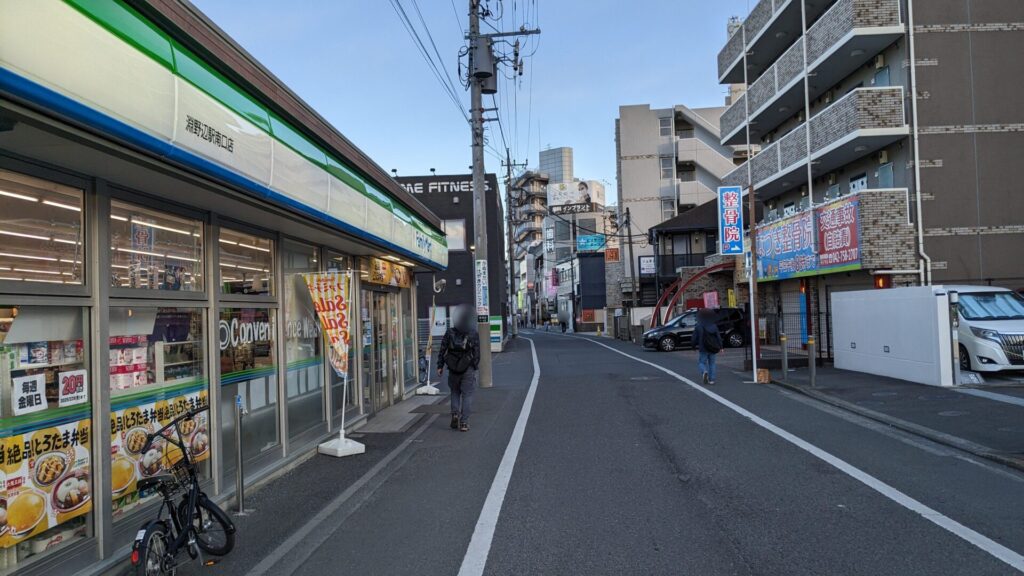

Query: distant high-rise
left=539, top=147, right=573, bottom=183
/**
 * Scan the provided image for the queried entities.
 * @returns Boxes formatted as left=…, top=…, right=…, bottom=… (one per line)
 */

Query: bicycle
left=131, top=406, right=236, bottom=575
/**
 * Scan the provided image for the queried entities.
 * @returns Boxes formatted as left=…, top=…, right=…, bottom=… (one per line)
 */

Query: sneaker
left=702, top=372, right=709, bottom=386
left=708, top=380, right=716, bottom=385
left=450, top=414, right=460, bottom=429
left=459, top=421, right=469, bottom=432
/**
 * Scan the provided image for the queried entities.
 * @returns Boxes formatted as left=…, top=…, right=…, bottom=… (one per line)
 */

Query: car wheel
left=727, top=331, right=744, bottom=348
left=959, top=344, right=972, bottom=372
left=658, top=336, right=677, bottom=352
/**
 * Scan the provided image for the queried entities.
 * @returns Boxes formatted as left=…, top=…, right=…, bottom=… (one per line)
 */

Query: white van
left=952, top=286, right=1024, bottom=372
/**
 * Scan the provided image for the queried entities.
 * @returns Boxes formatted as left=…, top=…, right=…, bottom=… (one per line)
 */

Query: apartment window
left=661, top=199, right=676, bottom=221
left=659, top=117, right=672, bottom=137
left=442, top=219, right=466, bottom=251
left=0, top=169, right=85, bottom=285
left=850, top=173, right=868, bottom=193
left=660, top=157, right=674, bottom=180
left=878, top=163, right=894, bottom=189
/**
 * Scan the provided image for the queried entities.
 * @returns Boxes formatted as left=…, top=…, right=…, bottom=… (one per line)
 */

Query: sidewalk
left=772, top=365, right=1024, bottom=471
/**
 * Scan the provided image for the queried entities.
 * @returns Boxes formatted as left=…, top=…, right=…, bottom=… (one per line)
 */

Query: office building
left=539, top=146, right=573, bottom=183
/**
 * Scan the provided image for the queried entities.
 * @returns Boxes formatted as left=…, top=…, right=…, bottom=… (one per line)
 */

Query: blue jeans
left=698, top=351, right=717, bottom=382
left=448, top=369, right=477, bottom=422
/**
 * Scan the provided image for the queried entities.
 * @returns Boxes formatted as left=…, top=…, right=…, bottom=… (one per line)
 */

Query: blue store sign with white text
left=718, top=186, right=744, bottom=255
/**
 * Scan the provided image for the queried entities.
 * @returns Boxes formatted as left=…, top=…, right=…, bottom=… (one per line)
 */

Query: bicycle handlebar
left=142, top=405, right=209, bottom=454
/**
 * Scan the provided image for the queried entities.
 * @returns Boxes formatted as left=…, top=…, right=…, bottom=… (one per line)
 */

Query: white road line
left=956, top=388, right=1024, bottom=408
left=458, top=337, right=541, bottom=576
left=580, top=337, right=1024, bottom=574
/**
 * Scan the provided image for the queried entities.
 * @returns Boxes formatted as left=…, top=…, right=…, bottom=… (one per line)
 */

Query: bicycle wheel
left=132, top=522, right=174, bottom=576
left=179, top=498, right=235, bottom=556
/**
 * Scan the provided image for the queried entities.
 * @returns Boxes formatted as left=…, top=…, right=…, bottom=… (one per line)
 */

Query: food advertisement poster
left=365, top=258, right=411, bottom=288
left=301, top=272, right=353, bottom=377
left=0, top=417, right=92, bottom=548
left=109, top=389, right=210, bottom=503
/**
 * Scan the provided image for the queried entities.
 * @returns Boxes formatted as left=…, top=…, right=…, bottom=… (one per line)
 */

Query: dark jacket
left=693, top=316, right=721, bottom=354
left=438, top=327, right=480, bottom=372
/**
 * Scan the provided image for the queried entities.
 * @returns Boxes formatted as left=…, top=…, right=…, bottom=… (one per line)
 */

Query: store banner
left=1, top=418, right=93, bottom=548
left=365, top=258, right=411, bottom=288
left=816, top=196, right=861, bottom=273
left=757, top=210, right=815, bottom=281
left=109, top=389, right=210, bottom=506
left=302, top=272, right=354, bottom=377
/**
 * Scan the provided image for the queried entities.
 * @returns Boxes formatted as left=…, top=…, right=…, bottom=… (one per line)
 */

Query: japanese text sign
left=816, top=196, right=861, bottom=272
left=718, top=186, right=745, bottom=255
left=12, top=373, right=47, bottom=416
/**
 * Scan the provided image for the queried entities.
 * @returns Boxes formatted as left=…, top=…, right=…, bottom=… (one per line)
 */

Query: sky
left=190, top=0, right=752, bottom=204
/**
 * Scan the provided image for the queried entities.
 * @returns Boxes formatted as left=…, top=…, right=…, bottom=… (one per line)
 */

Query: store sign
left=476, top=259, right=490, bottom=316
left=547, top=181, right=605, bottom=209
left=756, top=196, right=862, bottom=282
left=576, top=234, right=605, bottom=252
left=757, top=210, right=815, bottom=281
left=718, top=186, right=745, bottom=255
left=550, top=203, right=593, bottom=216
left=703, top=291, right=720, bottom=309
left=58, top=369, right=88, bottom=407
left=302, top=272, right=353, bottom=377
left=365, top=258, right=411, bottom=288
left=219, top=317, right=273, bottom=350
left=605, top=248, right=620, bottom=262
left=639, top=255, right=656, bottom=277
left=12, top=373, right=47, bottom=416
left=414, top=230, right=433, bottom=255
left=817, top=196, right=861, bottom=273
left=582, top=309, right=596, bottom=323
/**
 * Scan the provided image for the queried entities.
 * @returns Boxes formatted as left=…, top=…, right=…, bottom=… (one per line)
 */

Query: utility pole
left=503, top=149, right=527, bottom=338
left=466, top=0, right=540, bottom=387
left=625, top=207, right=638, bottom=342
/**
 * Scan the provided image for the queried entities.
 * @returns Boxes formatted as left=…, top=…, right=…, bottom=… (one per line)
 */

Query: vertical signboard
left=718, top=186, right=745, bottom=255
left=475, top=259, right=490, bottom=319
left=816, top=196, right=861, bottom=274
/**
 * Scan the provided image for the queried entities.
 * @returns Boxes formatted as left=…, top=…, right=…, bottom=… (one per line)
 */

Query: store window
left=108, top=307, right=208, bottom=522
left=0, top=305, right=92, bottom=566
left=283, top=241, right=324, bottom=440
left=219, top=229, right=274, bottom=296
left=326, top=253, right=358, bottom=419
left=110, top=201, right=204, bottom=291
left=219, top=307, right=277, bottom=479
left=401, top=289, right=416, bottom=393
left=0, top=169, right=84, bottom=285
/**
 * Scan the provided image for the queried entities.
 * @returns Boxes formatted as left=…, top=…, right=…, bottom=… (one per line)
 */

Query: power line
left=389, top=0, right=467, bottom=123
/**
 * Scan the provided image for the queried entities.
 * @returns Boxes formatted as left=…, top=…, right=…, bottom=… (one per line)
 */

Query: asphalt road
left=186, top=331, right=1024, bottom=576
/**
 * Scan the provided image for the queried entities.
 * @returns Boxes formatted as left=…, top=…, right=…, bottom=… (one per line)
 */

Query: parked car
left=954, top=286, right=1024, bottom=372
left=642, top=307, right=747, bottom=352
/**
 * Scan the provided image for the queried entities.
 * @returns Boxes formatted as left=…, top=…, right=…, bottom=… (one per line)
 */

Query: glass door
left=361, top=290, right=396, bottom=414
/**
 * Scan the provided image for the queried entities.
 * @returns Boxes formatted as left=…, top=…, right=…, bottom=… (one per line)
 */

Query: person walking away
left=437, top=305, right=480, bottom=431
left=693, top=309, right=723, bottom=385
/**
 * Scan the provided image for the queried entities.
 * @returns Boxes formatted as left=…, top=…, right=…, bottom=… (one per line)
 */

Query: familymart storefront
left=0, top=1, right=446, bottom=574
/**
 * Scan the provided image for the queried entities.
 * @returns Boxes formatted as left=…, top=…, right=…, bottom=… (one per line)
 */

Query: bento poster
left=0, top=418, right=93, bottom=548
left=302, top=272, right=353, bottom=377
left=109, top=390, right=210, bottom=502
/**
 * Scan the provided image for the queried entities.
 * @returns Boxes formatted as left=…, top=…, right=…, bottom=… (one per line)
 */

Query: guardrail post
left=234, top=395, right=249, bottom=516
left=807, top=336, right=817, bottom=388
left=780, top=333, right=788, bottom=382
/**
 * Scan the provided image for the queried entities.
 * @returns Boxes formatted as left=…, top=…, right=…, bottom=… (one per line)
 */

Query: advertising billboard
left=547, top=180, right=605, bottom=212
left=816, top=196, right=861, bottom=273
left=576, top=234, right=605, bottom=252
left=756, top=195, right=862, bottom=281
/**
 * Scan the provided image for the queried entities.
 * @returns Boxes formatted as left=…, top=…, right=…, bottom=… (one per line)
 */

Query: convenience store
left=0, top=1, right=447, bottom=573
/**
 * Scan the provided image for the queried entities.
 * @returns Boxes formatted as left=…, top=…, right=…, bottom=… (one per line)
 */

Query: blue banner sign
left=718, top=186, right=744, bottom=255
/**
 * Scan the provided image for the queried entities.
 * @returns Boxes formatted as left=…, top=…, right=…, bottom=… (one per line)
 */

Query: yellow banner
left=302, top=272, right=354, bottom=377
left=365, top=258, right=411, bottom=288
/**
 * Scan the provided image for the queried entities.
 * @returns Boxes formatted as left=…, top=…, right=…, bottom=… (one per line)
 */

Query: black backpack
left=444, top=330, right=474, bottom=374
left=703, top=326, right=723, bottom=353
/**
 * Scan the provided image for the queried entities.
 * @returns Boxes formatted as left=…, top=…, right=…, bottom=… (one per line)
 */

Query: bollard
left=234, top=395, right=248, bottom=516
left=808, top=336, right=817, bottom=388
left=780, top=333, right=789, bottom=382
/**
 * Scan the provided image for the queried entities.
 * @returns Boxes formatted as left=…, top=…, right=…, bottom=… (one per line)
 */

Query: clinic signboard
left=576, top=234, right=605, bottom=252
left=756, top=195, right=862, bottom=281
left=547, top=181, right=605, bottom=212
left=717, top=186, right=744, bottom=255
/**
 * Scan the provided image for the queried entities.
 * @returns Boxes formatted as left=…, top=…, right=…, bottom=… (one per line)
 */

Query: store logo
left=415, top=230, right=433, bottom=253
left=219, top=318, right=271, bottom=350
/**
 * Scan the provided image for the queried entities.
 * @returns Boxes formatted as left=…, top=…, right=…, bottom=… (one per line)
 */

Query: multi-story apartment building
left=616, top=103, right=742, bottom=309
left=718, top=0, right=1024, bottom=359
left=510, top=169, right=550, bottom=321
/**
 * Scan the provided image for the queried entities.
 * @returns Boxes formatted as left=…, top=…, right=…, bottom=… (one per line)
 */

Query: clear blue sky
left=191, top=0, right=751, bottom=204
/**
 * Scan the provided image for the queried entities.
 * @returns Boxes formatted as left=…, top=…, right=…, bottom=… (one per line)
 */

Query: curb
left=770, top=378, right=1024, bottom=474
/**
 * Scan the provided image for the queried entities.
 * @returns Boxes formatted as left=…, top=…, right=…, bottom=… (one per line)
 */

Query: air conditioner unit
left=875, top=55, right=886, bottom=69
left=879, top=150, right=889, bottom=164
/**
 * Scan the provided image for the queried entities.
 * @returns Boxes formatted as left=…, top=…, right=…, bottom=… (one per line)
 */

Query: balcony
left=722, top=87, right=907, bottom=200
left=521, top=201, right=546, bottom=216
left=676, top=137, right=738, bottom=178
left=657, top=253, right=713, bottom=275
left=718, top=0, right=833, bottom=84
left=514, top=221, right=542, bottom=241
left=720, top=0, right=903, bottom=145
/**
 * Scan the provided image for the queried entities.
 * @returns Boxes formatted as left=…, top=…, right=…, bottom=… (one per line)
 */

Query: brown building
left=718, top=0, right=1024, bottom=359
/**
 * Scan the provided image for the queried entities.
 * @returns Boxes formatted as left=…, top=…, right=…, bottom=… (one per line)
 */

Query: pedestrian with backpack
left=437, top=304, right=481, bottom=431
left=693, top=308, right=723, bottom=385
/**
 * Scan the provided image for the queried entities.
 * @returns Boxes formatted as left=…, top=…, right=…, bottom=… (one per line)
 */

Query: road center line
left=458, top=337, right=541, bottom=576
left=579, top=337, right=1024, bottom=574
